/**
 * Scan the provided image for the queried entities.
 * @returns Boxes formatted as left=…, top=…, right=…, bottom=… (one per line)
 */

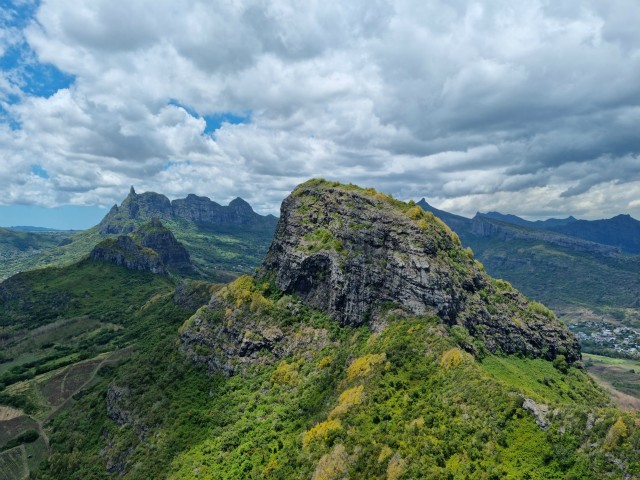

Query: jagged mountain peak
left=99, top=189, right=277, bottom=234
left=258, top=179, right=579, bottom=362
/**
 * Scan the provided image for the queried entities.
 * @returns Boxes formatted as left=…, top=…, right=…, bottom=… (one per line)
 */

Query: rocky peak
left=259, top=179, right=580, bottom=362
left=132, top=220, right=195, bottom=275
left=99, top=189, right=277, bottom=234
left=90, top=235, right=165, bottom=274
left=91, top=220, right=195, bottom=275
left=228, top=197, right=253, bottom=212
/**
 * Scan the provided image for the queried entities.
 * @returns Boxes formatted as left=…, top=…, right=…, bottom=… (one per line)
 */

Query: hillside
left=416, top=201, right=640, bottom=339
left=0, top=245, right=212, bottom=478
left=3, top=179, right=632, bottom=479
left=0, top=190, right=278, bottom=283
left=481, top=210, right=640, bottom=254
left=0, top=228, right=74, bottom=280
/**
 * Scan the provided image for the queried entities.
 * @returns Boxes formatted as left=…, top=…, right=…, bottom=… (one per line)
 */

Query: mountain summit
left=258, top=179, right=579, bottom=361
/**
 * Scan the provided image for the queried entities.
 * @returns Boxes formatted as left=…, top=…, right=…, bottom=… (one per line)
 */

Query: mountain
left=99, top=187, right=276, bottom=234
left=417, top=199, right=640, bottom=403
left=90, top=219, right=196, bottom=276
left=1, top=179, right=637, bottom=479
left=479, top=209, right=640, bottom=254
left=416, top=199, right=640, bottom=313
left=0, top=190, right=278, bottom=282
left=547, top=214, right=640, bottom=254
left=482, top=211, right=578, bottom=229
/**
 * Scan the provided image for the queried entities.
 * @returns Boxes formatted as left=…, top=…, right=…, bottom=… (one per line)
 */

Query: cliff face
left=99, top=188, right=277, bottom=234
left=90, top=220, right=195, bottom=275
left=132, top=219, right=194, bottom=275
left=90, top=236, right=165, bottom=274
left=259, top=179, right=580, bottom=362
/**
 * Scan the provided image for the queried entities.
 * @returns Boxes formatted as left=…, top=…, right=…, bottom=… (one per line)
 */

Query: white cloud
left=0, top=0, right=638, bottom=219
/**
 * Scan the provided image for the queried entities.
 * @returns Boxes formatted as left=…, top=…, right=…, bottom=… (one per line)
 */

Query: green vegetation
left=1, top=181, right=639, bottom=478
left=0, top=227, right=75, bottom=280
left=464, top=236, right=640, bottom=315
left=1, top=429, right=39, bottom=452
left=1, top=213, right=275, bottom=284
left=0, top=258, right=210, bottom=477
left=303, top=228, right=344, bottom=253
left=22, top=275, right=639, bottom=479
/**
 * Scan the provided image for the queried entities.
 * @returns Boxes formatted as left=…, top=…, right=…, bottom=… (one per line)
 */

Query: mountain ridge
left=99, top=187, right=277, bottom=235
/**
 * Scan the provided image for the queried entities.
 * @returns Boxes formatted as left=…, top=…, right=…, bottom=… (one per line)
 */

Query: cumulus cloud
left=0, top=0, right=639, bottom=219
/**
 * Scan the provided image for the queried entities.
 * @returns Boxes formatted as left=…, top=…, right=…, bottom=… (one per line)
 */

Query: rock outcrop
left=90, top=236, right=165, bottom=274
left=132, top=219, right=195, bottom=275
left=90, top=220, right=195, bottom=275
left=99, top=187, right=277, bottom=234
left=259, top=179, right=580, bottom=362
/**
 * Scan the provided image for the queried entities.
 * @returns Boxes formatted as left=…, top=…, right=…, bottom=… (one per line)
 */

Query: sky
left=1, top=0, right=640, bottom=229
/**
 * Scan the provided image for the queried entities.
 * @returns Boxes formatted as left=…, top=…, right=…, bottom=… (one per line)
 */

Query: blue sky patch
left=167, top=99, right=251, bottom=135
left=203, top=112, right=250, bottom=134
left=31, top=164, right=48, bottom=178
left=0, top=204, right=107, bottom=230
left=0, top=0, right=74, bottom=104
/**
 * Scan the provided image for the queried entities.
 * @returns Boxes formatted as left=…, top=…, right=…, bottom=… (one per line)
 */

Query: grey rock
left=90, top=235, right=165, bottom=274
left=522, top=397, right=550, bottom=429
left=259, top=181, right=580, bottom=362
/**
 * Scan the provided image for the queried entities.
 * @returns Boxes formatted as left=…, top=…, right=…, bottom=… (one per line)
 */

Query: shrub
left=347, top=353, right=386, bottom=381
left=440, top=348, right=465, bottom=369
left=329, top=385, right=365, bottom=419
left=312, top=443, right=350, bottom=480
left=604, top=418, right=628, bottom=450
left=303, top=419, right=342, bottom=448
left=270, top=361, right=299, bottom=386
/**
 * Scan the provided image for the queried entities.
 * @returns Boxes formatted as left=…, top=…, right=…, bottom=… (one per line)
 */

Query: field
left=583, top=353, right=640, bottom=411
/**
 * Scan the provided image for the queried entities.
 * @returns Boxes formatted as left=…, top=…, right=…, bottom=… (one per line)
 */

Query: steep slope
left=259, top=180, right=578, bottom=361
left=0, top=254, right=210, bottom=479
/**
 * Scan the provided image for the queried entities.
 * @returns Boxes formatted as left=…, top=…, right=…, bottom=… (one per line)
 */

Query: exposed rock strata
left=90, top=220, right=195, bottom=275
left=259, top=180, right=580, bottom=362
left=90, top=236, right=165, bottom=274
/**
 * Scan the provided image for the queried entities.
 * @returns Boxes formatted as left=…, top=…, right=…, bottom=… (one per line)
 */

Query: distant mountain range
left=0, top=189, right=278, bottom=281
left=416, top=199, right=640, bottom=359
